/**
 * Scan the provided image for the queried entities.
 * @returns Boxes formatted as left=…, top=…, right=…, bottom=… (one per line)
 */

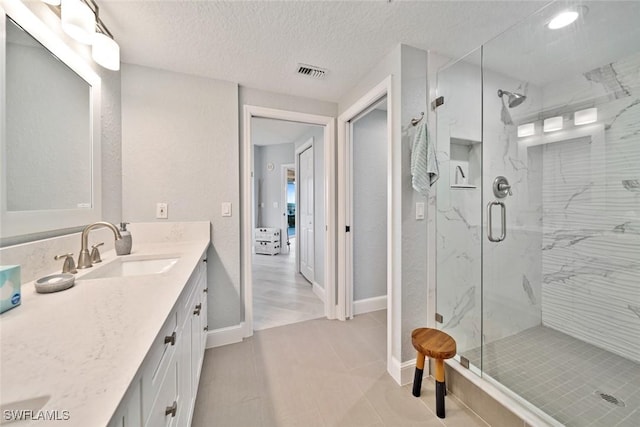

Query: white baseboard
left=312, top=281, right=325, bottom=302
left=388, top=355, right=403, bottom=385
left=205, top=324, right=244, bottom=349
left=353, top=295, right=387, bottom=315
left=388, top=356, right=428, bottom=386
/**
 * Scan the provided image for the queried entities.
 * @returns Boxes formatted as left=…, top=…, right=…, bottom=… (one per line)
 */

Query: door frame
left=280, top=162, right=295, bottom=252
left=295, top=138, right=314, bottom=278
left=337, top=76, right=396, bottom=374
left=242, top=105, right=336, bottom=337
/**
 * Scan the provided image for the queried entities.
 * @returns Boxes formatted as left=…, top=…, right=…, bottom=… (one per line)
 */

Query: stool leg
left=412, top=352, right=425, bottom=397
left=434, top=358, right=446, bottom=418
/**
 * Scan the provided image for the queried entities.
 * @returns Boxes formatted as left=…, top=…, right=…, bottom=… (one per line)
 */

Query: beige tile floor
left=192, top=311, right=488, bottom=427
left=252, top=238, right=325, bottom=331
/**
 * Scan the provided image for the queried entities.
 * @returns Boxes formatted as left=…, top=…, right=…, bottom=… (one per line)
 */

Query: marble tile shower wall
left=540, top=52, right=640, bottom=363
left=481, top=68, right=544, bottom=347
left=435, top=59, right=544, bottom=353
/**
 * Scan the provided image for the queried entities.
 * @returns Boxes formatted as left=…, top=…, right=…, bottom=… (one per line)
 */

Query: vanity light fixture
left=61, top=0, right=95, bottom=44
left=92, top=32, right=119, bottom=70
left=517, top=123, right=535, bottom=137
left=42, top=0, right=120, bottom=70
left=91, top=0, right=120, bottom=70
left=543, top=116, right=563, bottom=132
left=548, top=10, right=579, bottom=30
left=574, top=107, right=597, bottom=125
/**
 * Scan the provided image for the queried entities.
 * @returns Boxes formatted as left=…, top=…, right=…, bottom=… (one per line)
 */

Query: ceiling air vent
left=296, top=63, right=327, bottom=79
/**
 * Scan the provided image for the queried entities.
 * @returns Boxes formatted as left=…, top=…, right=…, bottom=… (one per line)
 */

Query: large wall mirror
left=1, top=0, right=101, bottom=240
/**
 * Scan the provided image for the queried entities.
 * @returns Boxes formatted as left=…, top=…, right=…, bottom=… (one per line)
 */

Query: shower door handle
left=487, top=201, right=506, bottom=242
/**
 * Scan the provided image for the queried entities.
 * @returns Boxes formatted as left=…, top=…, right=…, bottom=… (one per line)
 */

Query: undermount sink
left=80, top=256, right=179, bottom=280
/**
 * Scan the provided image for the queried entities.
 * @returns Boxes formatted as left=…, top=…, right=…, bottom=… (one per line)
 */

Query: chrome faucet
left=77, top=222, right=122, bottom=269
left=455, top=165, right=466, bottom=184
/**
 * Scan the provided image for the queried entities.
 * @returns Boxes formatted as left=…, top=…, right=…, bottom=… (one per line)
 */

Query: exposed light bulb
left=92, top=32, right=120, bottom=70
left=548, top=10, right=579, bottom=30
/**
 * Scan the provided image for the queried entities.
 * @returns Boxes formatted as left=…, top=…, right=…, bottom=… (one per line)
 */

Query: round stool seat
left=411, top=328, right=456, bottom=360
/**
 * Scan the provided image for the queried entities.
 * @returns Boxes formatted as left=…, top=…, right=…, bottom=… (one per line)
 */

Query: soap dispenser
left=115, top=222, right=132, bottom=256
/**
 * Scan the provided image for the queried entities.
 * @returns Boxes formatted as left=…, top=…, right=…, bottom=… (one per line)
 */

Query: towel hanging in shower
left=411, top=120, right=439, bottom=196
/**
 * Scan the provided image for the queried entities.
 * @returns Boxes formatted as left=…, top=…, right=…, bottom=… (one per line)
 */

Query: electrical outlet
left=156, top=202, right=168, bottom=219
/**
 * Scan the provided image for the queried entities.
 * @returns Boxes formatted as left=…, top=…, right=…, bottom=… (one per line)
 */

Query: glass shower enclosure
left=435, top=2, right=640, bottom=426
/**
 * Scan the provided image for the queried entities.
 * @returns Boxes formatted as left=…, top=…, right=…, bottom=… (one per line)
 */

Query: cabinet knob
left=203, top=288, right=208, bottom=294
left=204, top=325, right=208, bottom=332
left=203, top=259, right=207, bottom=263
left=164, top=331, right=176, bottom=346
left=165, top=401, right=177, bottom=417
left=194, top=303, right=202, bottom=316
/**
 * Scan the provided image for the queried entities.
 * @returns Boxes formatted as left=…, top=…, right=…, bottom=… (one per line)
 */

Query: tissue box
left=1, top=265, right=21, bottom=314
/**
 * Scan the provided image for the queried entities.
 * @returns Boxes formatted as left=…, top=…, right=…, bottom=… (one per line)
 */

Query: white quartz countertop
left=0, top=238, right=209, bottom=426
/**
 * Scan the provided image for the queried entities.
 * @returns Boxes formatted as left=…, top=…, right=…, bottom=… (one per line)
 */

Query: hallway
left=252, top=238, right=325, bottom=330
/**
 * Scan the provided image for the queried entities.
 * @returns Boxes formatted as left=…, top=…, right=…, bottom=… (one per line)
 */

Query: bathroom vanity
left=0, top=222, right=211, bottom=427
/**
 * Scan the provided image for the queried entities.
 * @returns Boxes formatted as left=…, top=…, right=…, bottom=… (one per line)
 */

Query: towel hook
left=411, top=112, right=424, bottom=126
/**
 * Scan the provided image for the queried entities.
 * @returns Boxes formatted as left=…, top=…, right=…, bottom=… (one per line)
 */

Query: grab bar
left=487, top=201, right=506, bottom=242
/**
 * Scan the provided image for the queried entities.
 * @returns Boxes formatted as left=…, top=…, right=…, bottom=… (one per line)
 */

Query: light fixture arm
left=84, top=0, right=114, bottom=39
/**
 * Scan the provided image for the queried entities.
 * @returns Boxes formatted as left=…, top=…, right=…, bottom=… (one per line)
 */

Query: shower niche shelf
left=450, top=137, right=480, bottom=189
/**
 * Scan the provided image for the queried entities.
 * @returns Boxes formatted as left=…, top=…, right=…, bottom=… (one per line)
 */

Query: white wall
left=338, top=44, right=431, bottom=366
left=399, top=45, right=430, bottom=362
left=121, top=64, right=240, bottom=330
left=352, top=109, right=387, bottom=300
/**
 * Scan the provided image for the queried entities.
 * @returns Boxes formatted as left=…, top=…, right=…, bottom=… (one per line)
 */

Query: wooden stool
left=411, top=328, right=456, bottom=419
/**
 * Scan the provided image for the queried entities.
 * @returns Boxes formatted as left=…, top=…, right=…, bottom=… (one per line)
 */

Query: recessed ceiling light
left=548, top=10, right=579, bottom=30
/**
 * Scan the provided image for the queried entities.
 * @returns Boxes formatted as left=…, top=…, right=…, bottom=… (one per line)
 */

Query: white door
left=299, top=146, right=314, bottom=282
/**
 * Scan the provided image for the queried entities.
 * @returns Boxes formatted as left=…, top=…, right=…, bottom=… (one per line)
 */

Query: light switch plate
left=222, top=202, right=232, bottom=217
left=416, top=202, right=425, bottom=220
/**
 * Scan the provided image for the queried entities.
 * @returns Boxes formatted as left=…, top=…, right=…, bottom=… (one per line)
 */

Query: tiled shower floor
left=463, top=326, right=640, bottom=427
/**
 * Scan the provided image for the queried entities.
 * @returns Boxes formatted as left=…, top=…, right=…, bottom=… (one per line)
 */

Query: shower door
left=435, top=48, right=483, bottom=368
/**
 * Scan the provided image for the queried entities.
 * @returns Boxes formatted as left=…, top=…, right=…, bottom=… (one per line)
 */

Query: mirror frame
left=1, top=0, right=102, bottom=238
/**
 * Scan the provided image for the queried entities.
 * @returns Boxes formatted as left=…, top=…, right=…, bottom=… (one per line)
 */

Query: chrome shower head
left=498, top=89, right=526, bottom=108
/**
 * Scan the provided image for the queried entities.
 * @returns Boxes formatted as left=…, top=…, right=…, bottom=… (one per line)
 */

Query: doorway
left=348, top=96, right=388, bottom=315
left=243, top=107, right=336, bottom=334
left=337, top=77, right=397, bottom=380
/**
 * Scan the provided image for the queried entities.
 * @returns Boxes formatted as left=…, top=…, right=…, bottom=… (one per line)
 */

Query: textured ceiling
left=99, top=0, right=548, bottom=102
left=252, top=118, right=319, bottom=146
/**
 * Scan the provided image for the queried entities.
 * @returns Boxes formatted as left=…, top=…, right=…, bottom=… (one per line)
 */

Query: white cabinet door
left=299, top=145, right=314, bottom=282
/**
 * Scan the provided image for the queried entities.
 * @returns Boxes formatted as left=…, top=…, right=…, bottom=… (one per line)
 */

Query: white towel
left=411, top=120, right=439, bottom=196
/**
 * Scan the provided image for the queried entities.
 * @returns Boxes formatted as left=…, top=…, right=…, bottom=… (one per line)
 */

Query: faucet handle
left=90, top=243, right=104, bottom=264
left=54, top=253, right=77, bottom=274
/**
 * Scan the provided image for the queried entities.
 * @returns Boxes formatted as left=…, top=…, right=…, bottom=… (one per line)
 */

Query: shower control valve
left=493, top=176, right=512, bottom=198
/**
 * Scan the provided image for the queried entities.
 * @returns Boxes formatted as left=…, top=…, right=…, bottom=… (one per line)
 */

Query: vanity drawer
left=141, top=310, right=178, bottom=421
left=144, top=357, right=178, bottom=427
